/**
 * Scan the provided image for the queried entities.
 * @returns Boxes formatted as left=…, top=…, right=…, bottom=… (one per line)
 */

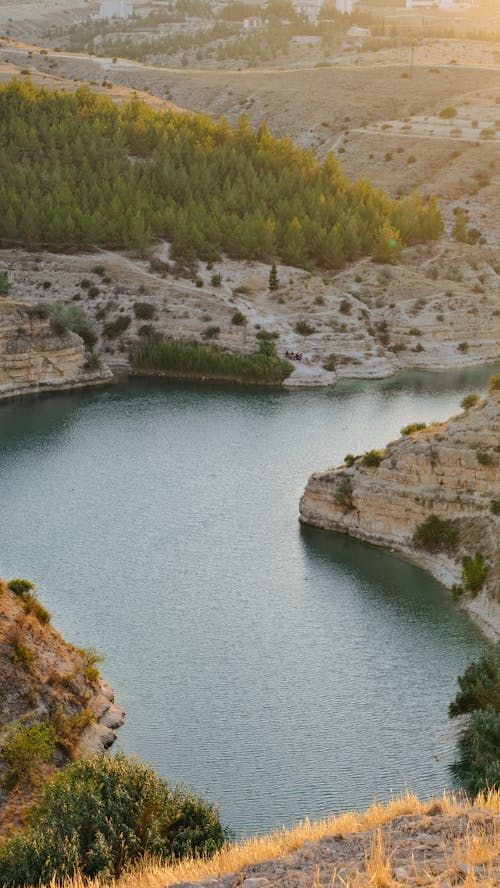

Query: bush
left=2, top=722, right=56, bottom=784
left=491, top=500, right=500, bottom=515
left=339, top=299, right=351, bottom=315
left=0, top=271, right=9, bottom=294
left=462, top=553, right=489, bottom=595
left=0, top=754, right=228, bottom=884
left=294, top=320, right=316, bottom=336
left=334, top=477, right=354, bottom=512
left=457, top=341, right=469, bottom=353
left=461, top=393, right=479, bottom=410
left=211, top=273, right=222, bottom=287
left=103, top=316, right=131, bottom=338
left=449, top=642, right=500, bottom=718
left=489, top=374, right=500, bottom=392
left=133, top=301, right=155, bottom=320
left=344, top=454, right=356, bottom=467
left=231, top=311, right=247, bottom=326
left=451, top=708, right=500, bottom=794
left=8, top=578, right=35, bottom=596
left=48, top=304, right=97, bottom=349
left=401, top=422, right=427, bottom=435
left=361, top=449, right=382, bottom=468
left=202, top=325, right=220, bottom=340
left=21, top=592, right=50, bottom=623
left=412, top=515, right=459, bottom=553
left=439, top=106, right=457, bottom=118
left=477, top=450, right=494, bottom=466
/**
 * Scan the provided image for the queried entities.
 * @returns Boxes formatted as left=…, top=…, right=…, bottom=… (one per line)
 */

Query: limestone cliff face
left=0, top=580, right=124, bottom=829
left=0, top=300, right=111, bottom=399
left=299, top=390, right=500, bottom=636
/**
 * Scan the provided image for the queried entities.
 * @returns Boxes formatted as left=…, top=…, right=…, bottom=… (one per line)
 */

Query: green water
left=0, top=365, right=495, bottom=835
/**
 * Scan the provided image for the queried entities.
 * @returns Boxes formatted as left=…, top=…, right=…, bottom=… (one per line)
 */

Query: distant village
left=96, top=0, right=477, bottom=25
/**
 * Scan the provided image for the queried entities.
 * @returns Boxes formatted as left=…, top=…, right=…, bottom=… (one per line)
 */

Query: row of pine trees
left=0, top=80, right=443, bottom=267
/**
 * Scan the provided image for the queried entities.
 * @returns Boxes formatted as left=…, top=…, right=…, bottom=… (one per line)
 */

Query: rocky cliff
left=299, top=386, right=500, bottom=638
left=0, top=299, right=111, bottom=400
left=0, top=578, right=124, bottom=830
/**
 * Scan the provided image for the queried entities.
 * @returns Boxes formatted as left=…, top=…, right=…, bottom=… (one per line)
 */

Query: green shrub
left=132, top=338, right=290, bottom=385
left=361, top=449, right=382, bottom=468
left=401, top=422, right=427, bottom=435
left=451, top=708, right=500, bottom=794
left=12, top=640, right=34, bottom=672
left=294, top=320, right=316, bottom=336
left=2, top=722, right=56, bottom=785
left=439, top=106, right=457, bottom=118
left=91, top=265, right=105, bottom=276
left=334, top=477, right=354, bottom=512
left=8, top=578, right=35, bottom=596
left=477, top=450, right=494, bottom=466
left=412, top=515, right=459, bottom=553
left=103, top=316, right=131, bottom=338
left=49, top=303, right=97, bottom=349
left=21, top=592, right=50, bottom=623
left=491, top=500, right=500, bottom=515
left=449, top=642, right=500, bottom=718
left=133, top=301, right=155, bottom=320
left=0, top=754, right=228, bottom=884
left=457, top=341, right=469, bottom=353
left=460, top=393, right=479, bottom=410
left=0, top=271, right=9, bottom=294
left=231, top=311, right=247, bottom=326
left=202, top=325, right=220, bottom=340
left=462, top=553, right=489, bottom=595
left=339, top=299, right=351, bottom=315
left=344, top=454, right=356, bottom=467
left=211, top=273, right=222, bottom=287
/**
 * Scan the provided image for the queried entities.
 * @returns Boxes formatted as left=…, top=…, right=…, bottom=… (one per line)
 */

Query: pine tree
left=269, top=262, right=280, bottom=291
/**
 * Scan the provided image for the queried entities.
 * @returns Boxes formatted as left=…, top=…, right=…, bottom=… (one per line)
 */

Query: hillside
left=300, top=383, right=500, bottom=637
left=0, top=299, right=111, bottom=400
left=0, top=578, right=123, bottom=830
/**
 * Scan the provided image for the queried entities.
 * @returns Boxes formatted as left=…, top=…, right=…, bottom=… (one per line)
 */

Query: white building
left=98, top=0, right=134, bottom=21
left=243, top=16, right=263, bottom=29
left=335, top=0, right=360, bottom=14
left=292, top=0, right=324, bottom=23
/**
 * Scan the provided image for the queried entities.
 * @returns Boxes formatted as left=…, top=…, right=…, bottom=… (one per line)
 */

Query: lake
left=0, top=365, right=496, bottom=835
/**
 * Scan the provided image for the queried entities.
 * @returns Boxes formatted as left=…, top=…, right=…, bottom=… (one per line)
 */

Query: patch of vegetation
left=344, top=454, right=356, bottom=467
left=439, top=106, right=457, bottom=118
left=334, top=477, right=354, bottom=512
left=103, top=315, right=131, bottom=338
left=132, top=337, right=291, bottom=385
left=461, top=554, right=489, bottom=595
left=294, top=320, right=316, bottom=336
left=48, top=303, right=97, bottom=350
left=460, top=393, right=479, bottom=410
left=449, top=644, right=500, bottom=793
left=0, top=271, right=9, bottom=294
left=2, top=722, right=56, bottom=788
left=8, top=578, right=35, bottom=596
left=133, top=301, right=155, bottom=320
left=0, top=81, right=442, bottom=268
left=491, top=500, right=500, bottom=516
left=477, top=450, right=494, bottom=466
left=412, top=515, right=459, bottom=553
left=489, top=374, right=500, bottom=392
left=361, top=449, right=382, bottom=468
left=231, top=311, right=247, bottom=326
left=400, top=422, right=427, bottom=435
left=0, top=753, right=228, bottom=884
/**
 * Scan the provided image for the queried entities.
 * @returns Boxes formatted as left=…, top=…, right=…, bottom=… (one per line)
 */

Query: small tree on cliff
left=269, top=263, right=280, bottom=291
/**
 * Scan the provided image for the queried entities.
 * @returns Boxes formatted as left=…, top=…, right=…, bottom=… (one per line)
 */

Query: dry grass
left=47, top=790, right=500, bottom=888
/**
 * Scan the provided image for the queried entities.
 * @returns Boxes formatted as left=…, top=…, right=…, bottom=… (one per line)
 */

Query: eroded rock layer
left=300, top=389, right=500, bottom=637
left=0, top=299, right=111, bottom=399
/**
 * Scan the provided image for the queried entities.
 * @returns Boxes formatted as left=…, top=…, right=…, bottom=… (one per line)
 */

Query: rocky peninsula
left=0, top=578, right=124, bottom=829
left=300, top=383, right=500, bottom=639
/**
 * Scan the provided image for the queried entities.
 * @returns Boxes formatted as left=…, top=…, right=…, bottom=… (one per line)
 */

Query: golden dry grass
left=49, top=790, right=500, bottom=888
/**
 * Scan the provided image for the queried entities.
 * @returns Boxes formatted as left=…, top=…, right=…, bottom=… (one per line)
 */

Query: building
left=98, top=0, right=133, bottom=21
left=335, top=0, right=360, bottom=13
left=243, top=16, right=263, bottom=29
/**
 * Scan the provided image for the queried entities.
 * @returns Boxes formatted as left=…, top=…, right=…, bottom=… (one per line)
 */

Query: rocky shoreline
left=299, top=388, right=500, bottom=640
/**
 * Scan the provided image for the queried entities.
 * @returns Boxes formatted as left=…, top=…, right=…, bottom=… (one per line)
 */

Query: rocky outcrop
left=299, top=388, right=500, bottom=637
left=0, top=299, right=111, bottom=400
left=0, top=579, right=124, bottom=829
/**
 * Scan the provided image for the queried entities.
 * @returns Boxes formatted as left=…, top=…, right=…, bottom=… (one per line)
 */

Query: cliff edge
left=0, top=578, right=124, bottom=830
left=299, top=386, right=500, bottom=638
left=0, top=299, right=111, bottom=400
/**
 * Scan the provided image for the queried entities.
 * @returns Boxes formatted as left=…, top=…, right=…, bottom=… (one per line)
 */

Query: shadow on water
left=299, top=524, right=486, bottom=647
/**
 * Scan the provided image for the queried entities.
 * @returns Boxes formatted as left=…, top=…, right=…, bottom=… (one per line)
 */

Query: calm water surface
left=0, top=366, right=497, bottom=835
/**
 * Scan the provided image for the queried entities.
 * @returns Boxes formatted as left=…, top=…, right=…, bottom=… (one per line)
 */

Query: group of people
left=285, top=351, right=304, bottom=362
